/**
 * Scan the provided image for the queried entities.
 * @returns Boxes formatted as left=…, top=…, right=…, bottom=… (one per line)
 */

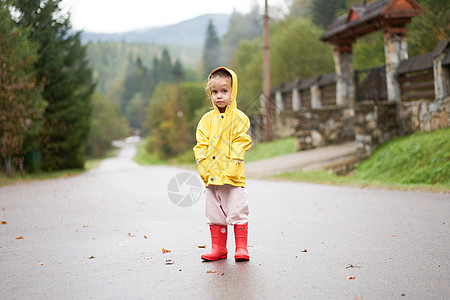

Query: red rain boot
left=234, top=223, right=249, bottom=261
left=201, top=225, right=228, bottom=261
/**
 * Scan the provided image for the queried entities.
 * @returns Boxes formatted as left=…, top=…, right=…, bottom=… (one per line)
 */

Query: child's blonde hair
left=207, top=68, right=233, bottom=92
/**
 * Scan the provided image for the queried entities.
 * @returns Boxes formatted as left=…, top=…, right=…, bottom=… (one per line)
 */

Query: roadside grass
left=0, top=151, right=115, bottom=186
left=276, top=128, right=450, bottom=192
left=133, top=142, right=196, bottom=169
left=245, top=137, right=297, bottom=162
left=353, top=128, right=449, bottom=186
left=273, top=169, right=448, bottom=192
left=133, top=142, right=167, bottom=165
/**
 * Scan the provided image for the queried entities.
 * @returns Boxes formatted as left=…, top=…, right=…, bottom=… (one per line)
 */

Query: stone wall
left=294, top=106, right=355, bottom=150
left=397, top=97, right=450, bottom=134
left=354, top=101, right=399, bottom=158
left=354, top=97, right=450, bottom=158
left=274, top=111, right=297, bottom=139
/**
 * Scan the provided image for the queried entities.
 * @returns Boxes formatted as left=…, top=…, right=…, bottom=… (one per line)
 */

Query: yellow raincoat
left=193, top=67, right=252, bottom=187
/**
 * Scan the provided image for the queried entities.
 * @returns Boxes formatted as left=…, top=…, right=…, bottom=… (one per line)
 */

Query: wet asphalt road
left=0, top=144, right=449, bottom=299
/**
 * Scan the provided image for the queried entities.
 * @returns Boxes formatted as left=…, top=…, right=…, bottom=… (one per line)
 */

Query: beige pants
left=205, top=184, right=249, bottom=226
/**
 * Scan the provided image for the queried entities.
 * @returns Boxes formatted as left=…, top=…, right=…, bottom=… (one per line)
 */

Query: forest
left=1, top=0, right=449, bottom=175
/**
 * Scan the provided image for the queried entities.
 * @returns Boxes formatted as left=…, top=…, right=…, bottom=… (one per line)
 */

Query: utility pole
left=263, top=0, right=272, bottom=141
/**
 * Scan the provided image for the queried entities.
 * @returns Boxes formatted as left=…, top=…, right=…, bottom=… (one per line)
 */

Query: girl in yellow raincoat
left=193, top=67, right=252, bottom=261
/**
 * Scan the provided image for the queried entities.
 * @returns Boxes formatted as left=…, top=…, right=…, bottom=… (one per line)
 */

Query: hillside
left=354, top=128, right=450, bottom=187
left=271, top=129, right=449, bottom=191
left=81, top=14, right=230, bottom=46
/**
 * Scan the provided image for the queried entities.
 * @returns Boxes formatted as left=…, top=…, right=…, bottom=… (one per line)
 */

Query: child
left=193, top=67, right=252, bottom=261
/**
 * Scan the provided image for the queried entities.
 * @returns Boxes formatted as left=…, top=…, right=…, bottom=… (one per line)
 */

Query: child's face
left=209, top=76, right=232, bottom=111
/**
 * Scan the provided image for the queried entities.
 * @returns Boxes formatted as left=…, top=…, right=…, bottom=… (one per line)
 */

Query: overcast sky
left=61, top=0, right=288, bottom=33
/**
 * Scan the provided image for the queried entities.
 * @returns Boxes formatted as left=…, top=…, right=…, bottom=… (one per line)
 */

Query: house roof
left=281, top=78, right=302, bottom=93
left=299, top=76, right=320, bottom=90
left=397, top=52, right=433, bottom=74
left=321, top=0, right=424, bottom=44
left=397, top=39, right=450, bottom=74
left=318, top=73, right=336, bottom=87
left=432, top=39, right=449, bottom=57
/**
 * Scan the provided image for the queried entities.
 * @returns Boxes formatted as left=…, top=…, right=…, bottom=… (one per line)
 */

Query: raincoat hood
left=208, top=66, right=238, bottom=113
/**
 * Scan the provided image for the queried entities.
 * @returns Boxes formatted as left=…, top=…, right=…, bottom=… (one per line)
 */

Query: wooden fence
left=397, top=51, right=436, bottom=101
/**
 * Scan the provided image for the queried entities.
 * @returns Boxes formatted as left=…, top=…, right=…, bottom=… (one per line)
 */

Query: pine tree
left=155, top=48, right=174, bottom=83
left=14, top=0, right=95, bottom=171
left=203, top=19, right=221, bottom=78
left=0, top=3, right=45, bottom=175
left=311, top=0, right=347, bottom=29
left=221, top=5, right=262, bottom=65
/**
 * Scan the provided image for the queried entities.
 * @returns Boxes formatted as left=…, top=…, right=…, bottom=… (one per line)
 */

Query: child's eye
left=222, top=90, right=228, bottom=93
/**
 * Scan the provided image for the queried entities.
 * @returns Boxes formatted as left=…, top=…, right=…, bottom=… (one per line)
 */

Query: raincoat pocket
left=225, top=157, right=243, bottom=180
left=197, top=159, right=208, bottom=183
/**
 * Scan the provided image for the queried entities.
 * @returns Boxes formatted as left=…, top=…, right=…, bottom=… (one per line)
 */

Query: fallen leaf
left=165, top=259, right=174, bottom=265
left=16, top=236, right=24, bottom=240
left=128, top=233, right=136, bottom=237
left=220, top=273, right=225, bottom=275
left=82, top=222, right=89, bottom=228
left=354, top=297, right=363, bottom=300
left=206, top=270, right=217, bottom=274
left=38, top=263, right=44, bottom=266
left=401, top=294, right=406, bottom=297
left=1, top=208, right=5, bottom=211
left=89, top=256, right=95, bottom=259
left=346, top=276, right=356, bottom=280
left=301, top=249, right=308, bottom=252
left=162, top=248, right=171, bottom=253
left=144, top=257, right=152, bottom=260
left=1, top=221, right=7, bottom=224
left=392, top=235, right=399, bottom=237
left=144, top=235, right=148, bottom=239
left=346, top=264, right=361, bottom=269
left=117, top=243, right=125, bottom=247
left=198, top=245, right=206, bottom=248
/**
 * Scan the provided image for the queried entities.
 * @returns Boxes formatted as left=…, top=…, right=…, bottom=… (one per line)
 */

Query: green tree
left=230, top=38, right=264, bottom=110
left=311, top=0, right=348, bottom=29
left=203, top=19, right=221, bottom=78
left=122, top=56, right=153, bottom=115
left=85, top=92, right=129, bottom=157
left=286, top=0, right=313, bottom=20
left=181, top=82, right=210, bottom=150
left=145, top=82, right=207, bottom=159
left=154, top=48, right=175, bottom=83
left=0, top=3, right=45, bottom=175
left=15, top=0, right=95, bottom=171
left=124, top=92, right=148, bottom=131
left=230, top=18, right=334, bottom=110
left=221, top=5, right=262, bottom=65
left=145, top=83, right=179, bottom=158
left=353, top=31, right=385, bottom=70
left=271, top=18, right=334, bottom=86
left=407, top=0, right=450, bottom=56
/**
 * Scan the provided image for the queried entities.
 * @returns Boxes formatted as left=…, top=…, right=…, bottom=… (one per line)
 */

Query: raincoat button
left=212, top=156, right=215, bottom=159
left=221, top=116, right=224, bottom=119
left=211, top=178, right=214, bottom=181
